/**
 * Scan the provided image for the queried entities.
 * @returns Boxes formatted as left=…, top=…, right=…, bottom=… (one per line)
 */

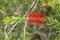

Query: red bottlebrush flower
left=27, top=12, right=45, bottom=25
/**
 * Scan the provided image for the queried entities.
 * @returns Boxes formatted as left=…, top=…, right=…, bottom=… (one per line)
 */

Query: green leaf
left=55, top=19, right=59, bottom=23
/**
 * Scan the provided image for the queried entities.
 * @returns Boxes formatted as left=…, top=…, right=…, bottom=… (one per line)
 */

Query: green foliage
left=0, top=0, right=60, bottom=40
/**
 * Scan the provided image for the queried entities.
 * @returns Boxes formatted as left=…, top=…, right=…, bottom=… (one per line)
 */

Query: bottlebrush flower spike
left=27, top=12, right=45, bottom=25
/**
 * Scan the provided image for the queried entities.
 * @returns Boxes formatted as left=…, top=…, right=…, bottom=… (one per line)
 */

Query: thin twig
left=23, top=0, right=37, bottom=17
left=4, top=23, right=9, bottom=40
left=23, top=19, right=28, bottom=40
left=23, top=0, right=38, bottom=40
left=31, top=0, right=38, bottom=12
left=8, top=21, right=20, bottom=34
left=0, top=9, right=6, bottom=16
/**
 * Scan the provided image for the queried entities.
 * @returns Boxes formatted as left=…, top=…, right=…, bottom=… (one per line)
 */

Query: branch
left=23, top=0, right=38, bottom=17
left=0, top=9, right=6, bottom=16
left=4, top=23, right=9, bottom=40
left=8, top=21, right=20, bottom=34
left=23, top=0, right=38, bottom=40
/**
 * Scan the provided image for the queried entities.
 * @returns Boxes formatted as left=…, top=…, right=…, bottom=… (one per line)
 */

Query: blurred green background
left=0, top=0, right=60, bottom=40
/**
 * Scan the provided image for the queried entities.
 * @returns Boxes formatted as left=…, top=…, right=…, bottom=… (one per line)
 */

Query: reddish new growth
left=27, top=12, right=45, bottom=25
